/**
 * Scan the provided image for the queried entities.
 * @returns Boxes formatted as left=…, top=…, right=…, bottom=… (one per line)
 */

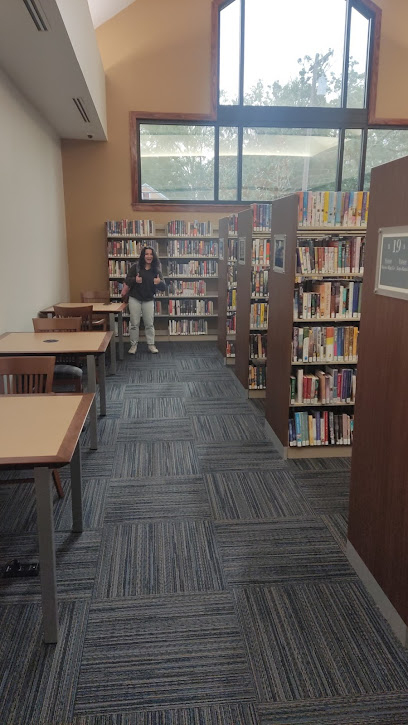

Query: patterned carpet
left=1, top=341, right=408, bottom=724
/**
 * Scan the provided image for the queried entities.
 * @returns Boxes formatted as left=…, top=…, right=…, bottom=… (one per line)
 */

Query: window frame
left=131, top=0, right=384, bottom=211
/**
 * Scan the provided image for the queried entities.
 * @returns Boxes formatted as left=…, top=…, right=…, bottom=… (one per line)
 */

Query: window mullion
left=341, top=0, right=353, bottom=108
left=239, top=0, right=245, bottom=106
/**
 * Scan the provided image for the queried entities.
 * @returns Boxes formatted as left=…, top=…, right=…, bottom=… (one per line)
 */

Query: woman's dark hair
left=139, top=246, right=160, bottom=273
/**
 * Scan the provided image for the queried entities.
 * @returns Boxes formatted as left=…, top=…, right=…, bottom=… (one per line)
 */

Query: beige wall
left=62, top=0, right=408, bottom=299
left=0, top=69, right=69, bottom=333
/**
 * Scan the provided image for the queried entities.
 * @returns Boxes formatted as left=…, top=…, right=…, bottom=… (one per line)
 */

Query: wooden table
left=0, top=331, right=112, bottom=449
left=39, top=302, right=126, bottom=374
left=0, top=394, right=94, bottom=643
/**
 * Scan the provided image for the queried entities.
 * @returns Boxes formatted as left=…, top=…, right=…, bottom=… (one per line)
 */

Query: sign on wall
left=375, top=226, right=408, bottom=300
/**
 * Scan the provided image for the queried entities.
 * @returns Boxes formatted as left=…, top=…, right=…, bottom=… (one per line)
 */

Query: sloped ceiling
left=87, top=0, right=135, bottom=28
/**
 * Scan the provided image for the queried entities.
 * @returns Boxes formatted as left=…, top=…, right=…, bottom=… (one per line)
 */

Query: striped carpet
left=1, top=341, right=408, bottom=724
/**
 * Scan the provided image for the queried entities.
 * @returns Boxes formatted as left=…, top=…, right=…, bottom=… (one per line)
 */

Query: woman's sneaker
left=148, top=345, right=159, bottom=353
left=128, top=343, right=137, bottom=354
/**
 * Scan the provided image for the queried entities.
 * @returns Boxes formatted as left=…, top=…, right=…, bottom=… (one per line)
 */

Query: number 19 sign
left=375, top=226, right=408, bottom=301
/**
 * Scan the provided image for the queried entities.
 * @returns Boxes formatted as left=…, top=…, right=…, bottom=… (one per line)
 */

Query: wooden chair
left=54, top=304, right=94, bottom=331
left=80, top=291, right=110, bottom=330
left=0, top=356, right=64, bottom=498
left=32, top=317, right=83, bottom=393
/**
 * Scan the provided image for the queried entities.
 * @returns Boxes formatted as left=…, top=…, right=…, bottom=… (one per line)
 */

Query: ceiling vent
left=73, top=98, right=91, bottom=124
left=22, top=0, right=49, bottom=31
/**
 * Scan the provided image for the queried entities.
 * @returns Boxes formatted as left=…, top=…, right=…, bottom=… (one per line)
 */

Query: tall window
left=136, top=0, right=408, bottom=205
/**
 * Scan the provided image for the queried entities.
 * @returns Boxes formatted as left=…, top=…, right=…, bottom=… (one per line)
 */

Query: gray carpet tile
left=123, top=367, right=181, bottom=383
left=286, top=457, right=351, bottom=472
left=105, top=476, right=211, bottom=522
left=184, top=399, right=256, bottom=416
left=54, top=477, right=109, bottom=532
left=124, top=382, right=187, bottom=398
left=113, top=442, right=200, bottom=478
left=291, top=470, right=351, bottom=514
left=117, top=417, right=193, bottom=442
left=186, top=381, right=246, bottom=399
left=169, top=342, right=222, bottom=357
left=0, top=531, right=101, bottom=601
left=122, top=397, right=187, bottom=419
left=205, top=471, right=313, bottom=520
left=321, top=513, right=349, bottom=553
left=103, top=384, right=125, bottom=402
left=215, top=519, right=356, bottom=584
left=81, top=446, right=117, bottom=477
left=177, top=357, right=226, bottom=371
left=75, top=593, right=256, bottom=714
left=233, top=582, right=408, bottom=703
left=248, top=399, right=266, bottom=416
left=0, top=480, right=39, bottom=531
left=93, top=520, right=225, bottom=597
left=191, top=415, right=268, bottom=443
left=196, top=442, right=285, bottom=472
left=178, top=370, right=239, bottom=383
left=81, top=418, right=120, bottom=447
left=258, top=691, right=408, bottom=724
left=73, top=703, right=260, bottom=725
left=0, top=599, right=89, bottom=725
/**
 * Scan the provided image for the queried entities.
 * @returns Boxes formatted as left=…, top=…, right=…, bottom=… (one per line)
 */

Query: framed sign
left=375, top=226, right=408, bottom=300
left=219, top=238, right=224, bottom=261
left=238, top=236, right=246, bottom=265
left=273, top=234, right=286, bottom=273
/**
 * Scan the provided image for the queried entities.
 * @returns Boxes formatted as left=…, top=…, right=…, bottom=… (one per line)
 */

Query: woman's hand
left=136, top=274, right=142, bottom=283
left=153, top=276, right=161, bottom=285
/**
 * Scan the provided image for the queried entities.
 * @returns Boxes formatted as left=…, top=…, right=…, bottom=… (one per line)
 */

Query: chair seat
left=54, top=364, right=83, bottom=378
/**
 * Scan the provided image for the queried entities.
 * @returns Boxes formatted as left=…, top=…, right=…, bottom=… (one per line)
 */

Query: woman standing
left=122, top=246, right=165, bottom=354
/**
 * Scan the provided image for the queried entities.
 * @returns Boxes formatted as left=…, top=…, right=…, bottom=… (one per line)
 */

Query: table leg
left=118, top=311, right=124, bottom=360
left=98, top=352, right=107, bottom=416
left=86, top=354, right=98, bottom=450
left=70, top=442, right=83, bottom=533
left=34, top=467, right=58, bottom=644
left=108, top=312, right=117, bottom=375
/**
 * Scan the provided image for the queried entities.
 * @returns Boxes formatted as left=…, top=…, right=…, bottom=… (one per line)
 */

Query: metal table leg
left=70, top=442, right=83, bottom=533
left=34, top=467, right=58, bottom=643
left=118, top=311, right=124, bottom=360
left=108, top=312, right=117, bottom=374
left=86, top=354, right=98, bottom=450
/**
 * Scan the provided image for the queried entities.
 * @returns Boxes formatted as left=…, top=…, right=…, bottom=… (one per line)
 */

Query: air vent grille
left=22, top=0, right=49, bottom=31
left=73, top=98, right=91, bottom=124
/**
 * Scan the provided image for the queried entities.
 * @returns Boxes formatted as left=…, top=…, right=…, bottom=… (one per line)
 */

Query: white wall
left=0, top=68, right=69, bottom=333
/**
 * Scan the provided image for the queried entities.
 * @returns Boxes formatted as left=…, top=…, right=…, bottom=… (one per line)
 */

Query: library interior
left=1, top=0, right=408, bottom=723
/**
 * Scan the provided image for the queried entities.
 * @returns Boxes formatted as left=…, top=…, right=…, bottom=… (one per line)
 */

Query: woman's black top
left=124, top=263, right=165, bottom=302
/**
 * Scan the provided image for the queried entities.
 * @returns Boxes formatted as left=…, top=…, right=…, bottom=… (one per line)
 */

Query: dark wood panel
left=217, top=216, right=229, bottom=356
left=234, top=209, right=253, bottom=389
left=265, top=195, right=299, bottom=445
left=349, top=154, right=408, bottom=625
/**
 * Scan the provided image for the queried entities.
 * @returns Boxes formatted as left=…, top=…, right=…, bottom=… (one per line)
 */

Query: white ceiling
left=87, top=0, right=135, bottom=28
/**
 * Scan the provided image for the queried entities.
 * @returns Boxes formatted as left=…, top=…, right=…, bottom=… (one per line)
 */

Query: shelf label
left=238, top=236, right=246, bottom=265
left=219, top=238, right=225, bottom=261
left=273, top=234, right=286, bottom=273
left=375, top=226, right=408, bottom=300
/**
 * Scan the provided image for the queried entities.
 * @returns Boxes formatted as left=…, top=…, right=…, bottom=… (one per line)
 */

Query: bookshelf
left=106, top=219, right=219, bottom=342
left=217, top=215, right=238, bottom=364
left=234, top=205, right=270, bottom=397
left=264, top=192, right=367, bottom=459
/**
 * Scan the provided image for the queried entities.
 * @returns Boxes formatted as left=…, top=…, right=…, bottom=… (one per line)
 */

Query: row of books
left=228, top=238, right=238, bottom=259
left=227, top=289, right=237, bottom=309
left=106, top=219, right=155, bottom=236
left=166, top=260, right=218, bottom=277
left=228, top=266, right=237, bottom=286
left=166, top=220, right=213, bottom=236
left=107, top=239, right=159, bottom=257
left=297, top=236, right=365, bottom=275
left=168, top=299, right=214, bottom=315
left=252, top=204, right=271, bottom=232
left=297, top=191, right=369, bottom=228
left=252, top=269, right=269, bottom=297
left=167, top=280, right=208, bottom=296
left=108, top=259, right=133, bottom=276
left=252, top=238, right=270, bottom=266
left=249, top=333, right=267, bottom=359
left=250, top=302, right=268, bottom=329
left=226, top=341, right=236, bottom=357
left=249, top=363, right=266, bottom=389
left=167, top=240, right=218, bottom=257
left=294, top=280, right=362, bottom=320
left=290, top=367, right=356, bottom=405
left=168, top=319, right=209, bottom=335
left=228, top=215, right=238, bottom=235
left=289, top=410, right=353, bottom=447
left=227, top=314, right=236, bottom=332
left=292, top=325, right=359, bottom=363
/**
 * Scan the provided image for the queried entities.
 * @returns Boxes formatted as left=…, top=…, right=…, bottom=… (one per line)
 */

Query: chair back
left=0, top=356, right=55, bottom=394
left=33, top=317, right=81, bottom=333
left=80, top=290, right=110, bottom=303
left=54, top=304, right=93, bottom=331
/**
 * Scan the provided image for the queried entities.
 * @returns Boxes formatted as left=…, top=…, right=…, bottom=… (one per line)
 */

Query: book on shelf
left=297, top=191, right=369, bottom=228
left=293, top=280, right=362, bottom=320
left=107, top=239, right=159, bottom=257
left=252, top=237, right=271, bottom=266
left=166, top=260, right=218, bottom=277
left=167, top=239, right=218, bottom=257
left=252, top=204, right=271, bottom=232
left=106, top=219, right=155, bottom=236
left=292, top=325, right=359, bottom=363
left=166, top=220, right=213, bottom=237
left=289, top=410, right=353, bottom=447
left=297, top=235, right=365, bottom=274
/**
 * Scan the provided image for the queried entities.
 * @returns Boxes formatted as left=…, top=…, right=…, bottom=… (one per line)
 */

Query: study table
left=39, top=302, right=126, bottom=374
left=0, top=393, right=94, bottom=643
left=0, top=331, right=112, bottom=449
